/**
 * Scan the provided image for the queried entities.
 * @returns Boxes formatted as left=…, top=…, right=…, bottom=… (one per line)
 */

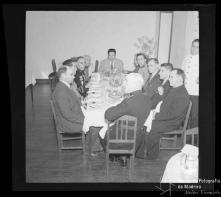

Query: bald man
left=100, top=73, right=152, bottom=166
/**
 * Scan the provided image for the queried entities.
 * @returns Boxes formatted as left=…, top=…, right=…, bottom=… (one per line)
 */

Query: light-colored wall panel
left=157, top=12, right=173, bottom=64
left=26, top=11, right=157, bottom=85
left=169, top=11, right=187, bottom=68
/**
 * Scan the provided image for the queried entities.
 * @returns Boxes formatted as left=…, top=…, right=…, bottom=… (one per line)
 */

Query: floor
left=26, top=83, right=179, bottom=183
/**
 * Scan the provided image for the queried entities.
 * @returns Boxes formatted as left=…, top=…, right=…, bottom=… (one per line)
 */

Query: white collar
left=60, top=80, right=70, bottom=88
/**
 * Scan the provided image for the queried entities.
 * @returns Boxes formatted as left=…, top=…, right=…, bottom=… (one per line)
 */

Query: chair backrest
left=182, top=101, right=192, bottom=131
left=106, top=115, right=137, bottom=152
left=52, top=59, right=57, bottom=73
left=50, top=100, right=61, bottom=133
left=94, top=60, right=99, bottom=73
left=184, top=127, right=199, bottom=147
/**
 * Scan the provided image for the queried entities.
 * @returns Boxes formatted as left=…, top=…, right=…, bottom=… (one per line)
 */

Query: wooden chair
left=159, top=101, right=192, bottom=151
left=184, top=127, right=198, bottom=147
left=105, top=115, right=137, bottom=178
left=50, top=100, right=85, bottom=152
left=94, top=60, right=99, bottom=73
left=48, top=59, right=58, bottom=92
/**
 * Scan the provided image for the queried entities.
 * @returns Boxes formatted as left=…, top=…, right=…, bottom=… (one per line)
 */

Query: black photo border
left=2, top=3, right=216, bottom=192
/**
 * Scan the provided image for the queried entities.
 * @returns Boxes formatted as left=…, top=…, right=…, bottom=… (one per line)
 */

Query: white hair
left=125, top=73, right=144, bottom=93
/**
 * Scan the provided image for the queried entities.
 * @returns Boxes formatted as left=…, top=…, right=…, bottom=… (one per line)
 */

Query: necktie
left=110, top=61, right=114, bottom=72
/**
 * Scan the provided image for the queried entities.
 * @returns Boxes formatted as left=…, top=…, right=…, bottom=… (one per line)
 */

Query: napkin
left=144, top=101, right=163, bottom=132
left=181, top=144, right=198, bottom=158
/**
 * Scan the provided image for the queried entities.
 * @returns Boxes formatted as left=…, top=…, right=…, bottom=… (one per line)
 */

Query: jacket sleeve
left=155, top=95, right=189, bottom=121
left=105, top=99, right=129, bottom=122
left=55, top=90, right=84, bottom=124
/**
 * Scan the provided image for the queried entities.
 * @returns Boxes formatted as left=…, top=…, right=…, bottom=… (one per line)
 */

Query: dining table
left=81, top=72, right=126, bottom=154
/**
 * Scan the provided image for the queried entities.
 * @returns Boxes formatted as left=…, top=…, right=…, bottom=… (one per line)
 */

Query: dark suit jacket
left=104, top=90, right=152, bottom=140
left=151, top=80, right=172, bottom=109
left=143, top=71, right=161, bottom=99
left=52, top=81, right=84, bottom=133
left=152, top=85, right=190, bottom=133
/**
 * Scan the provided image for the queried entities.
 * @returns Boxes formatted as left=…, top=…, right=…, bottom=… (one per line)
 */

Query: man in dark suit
left=52, top=65, right=84, bottom=133
left=143, top=58, right=161, bottom=99
left=100, top=73, right=152, bottom=166
left=151, top=63, right=173, bottom=109
left=136, top=68, right=190, bottom=159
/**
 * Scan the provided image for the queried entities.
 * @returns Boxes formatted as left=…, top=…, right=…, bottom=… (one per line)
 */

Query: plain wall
left=169, top=11, right=199, bottom=68
left=25, top=11, right=157, bottom=86
left=169, top=11, right=188, bottom=68
left=157, top=12, right=173, bottom=64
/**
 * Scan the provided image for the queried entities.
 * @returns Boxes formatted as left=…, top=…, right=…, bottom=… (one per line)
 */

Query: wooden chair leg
left=173, top=135, right=177, bottom=148
left=57, top=133, right=63, bottom=150
left=106, top=153, right=109, bottom=178
left=49, top=78, right=53, bottom=92
left=129, top=155, right=134, bottom=181
left=82, top=132, right=86, bottom=154
left=89, top=129, right=92, bottom=156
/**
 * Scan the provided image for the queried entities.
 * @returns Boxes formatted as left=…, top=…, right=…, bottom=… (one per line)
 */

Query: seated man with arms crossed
left=52, top=65, right=85, bottom=134
left=99, top=73, right=152, bottom=166
left=136, top=68, right=190, bottom=159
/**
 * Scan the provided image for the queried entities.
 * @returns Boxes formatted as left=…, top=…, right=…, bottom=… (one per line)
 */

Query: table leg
left=89, top=127, right=102, bottom=155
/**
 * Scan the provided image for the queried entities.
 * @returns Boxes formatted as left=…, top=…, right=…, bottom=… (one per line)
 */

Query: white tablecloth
left=82, top=74, right=124, bottom=139
left=82, top=102, right=120, bottom=139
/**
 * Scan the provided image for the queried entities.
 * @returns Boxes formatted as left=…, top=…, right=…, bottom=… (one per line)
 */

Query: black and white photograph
left=5, top=4, right=216, bottom=192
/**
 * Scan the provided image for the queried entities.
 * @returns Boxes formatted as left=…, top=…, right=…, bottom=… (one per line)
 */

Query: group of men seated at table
left=52, top=39, right=199, bottom=167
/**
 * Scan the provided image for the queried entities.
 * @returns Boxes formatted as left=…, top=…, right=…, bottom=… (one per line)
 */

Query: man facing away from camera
left=99, top=73, right=152, bottom=167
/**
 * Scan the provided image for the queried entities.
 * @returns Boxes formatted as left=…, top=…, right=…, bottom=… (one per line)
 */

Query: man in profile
left=100, top=73, right=152, bottom=166
left=52, top=65, right=84, bottom=133
left=151, top=63, right=173, bottom=109
left=143, top=58, right=161, bottom=99
left=98, top=48, right=124, bottom=76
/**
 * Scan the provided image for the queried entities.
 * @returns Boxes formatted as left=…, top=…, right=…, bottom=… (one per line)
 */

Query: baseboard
left=36, top=79, right=50, bottom=84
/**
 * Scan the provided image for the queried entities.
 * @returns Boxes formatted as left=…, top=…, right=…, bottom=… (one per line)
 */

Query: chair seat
left=163, top=129, right=183, bottom=135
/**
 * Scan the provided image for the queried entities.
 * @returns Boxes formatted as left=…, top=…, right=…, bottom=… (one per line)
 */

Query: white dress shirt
left=182, top=54, right=199, bottom=96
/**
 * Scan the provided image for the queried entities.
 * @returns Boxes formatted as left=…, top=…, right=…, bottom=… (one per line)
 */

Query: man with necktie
left=143, top=58, right=161, bottom=99
left=98, top=48, right=124, bottom=76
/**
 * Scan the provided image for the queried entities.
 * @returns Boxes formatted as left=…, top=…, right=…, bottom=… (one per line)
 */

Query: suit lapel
left=145, top=72, right=159, bottom=87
